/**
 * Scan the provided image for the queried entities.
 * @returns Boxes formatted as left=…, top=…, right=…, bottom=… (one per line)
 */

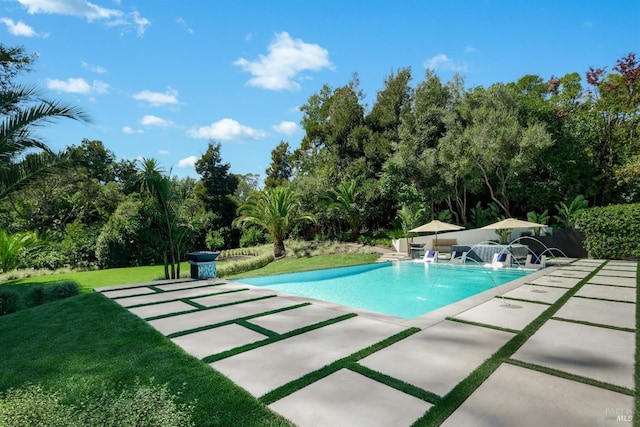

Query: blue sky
left=2, top=0, right=639, bottom=182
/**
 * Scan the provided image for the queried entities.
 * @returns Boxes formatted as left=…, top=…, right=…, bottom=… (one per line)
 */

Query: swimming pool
left=238, top=262, right=533, bottom=319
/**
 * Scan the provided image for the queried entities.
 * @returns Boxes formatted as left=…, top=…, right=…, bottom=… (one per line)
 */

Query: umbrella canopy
left=410, top=220, right=465, bottom=233
left=410, top=220, right=465, bottom=251
left=481, top=218, right=547, bottom=230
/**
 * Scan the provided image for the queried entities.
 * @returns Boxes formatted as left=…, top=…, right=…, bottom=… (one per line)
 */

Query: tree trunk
left=273, top=237, right=286, bottom=258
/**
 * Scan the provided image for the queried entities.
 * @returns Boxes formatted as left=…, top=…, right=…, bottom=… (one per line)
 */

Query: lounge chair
left=423, top=250, right=438, bottom=263
left=524, top=254, right=546, bottom=269
left=449, top=250, right=466, bottom=264
left=488, top=252, right=511, bottom=268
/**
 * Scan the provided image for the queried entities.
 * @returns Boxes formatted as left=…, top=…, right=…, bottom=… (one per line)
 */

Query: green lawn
left=0, top=293, right=292, bottom=426
left=0, top=253, right=381, bottom=425
left=229, top=253, right=381, bottom=279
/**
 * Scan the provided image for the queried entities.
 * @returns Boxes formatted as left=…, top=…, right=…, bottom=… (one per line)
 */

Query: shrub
left=0, top=288, right=19, bottom=315
left=217, top=252, right=274, bottom=277
left=0, top=384, right=82, bottom=426
left=206, top=229, right=225, bottom=251
left=25, top=286, right=48, bottom=307
left=82, top=380, right=194, bottom=427
left=239, top=226, right=265, bottom=248
left=48, top=281, right=81, bottom=301
left=575, top=203, right=640, bottom=259
left=0, top=381, right=194, bottom=427
left=25, top=281, right=80, bottom=308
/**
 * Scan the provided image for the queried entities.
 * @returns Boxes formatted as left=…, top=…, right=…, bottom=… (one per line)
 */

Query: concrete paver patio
left=96, top=258, right=637, bottom=426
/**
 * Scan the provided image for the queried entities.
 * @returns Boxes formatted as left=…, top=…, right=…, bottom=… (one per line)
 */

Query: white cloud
left=130, top=10, right=150, bottom=37
left=0, top=17, right=46, bottom=37
left=234, top=31, right=334, bottom=91
left=17, top=0, right=149, bottom=36
left=122, top=126, right=142, bottom=134
left=133, top=87, right=180, bottom=106
left=272, top=121, right=298, bottom=135
left=18, top=0, right=122, bottom=21
left=46, top=77, right=109, bottom=94
left=158, top=149, right=169, bottom=155
left=176, top=17, right=193, bottom=34
left=140, top=115, right=174, bottom=127
left=177, top=156, right=198, bottom=168
left=81, top=60, right=106, bottom=73
left=465, top=45, right=477, bottom=53
left=188, top=118, right=266, bottom=140
left=424, top=53, right=468, bottom=73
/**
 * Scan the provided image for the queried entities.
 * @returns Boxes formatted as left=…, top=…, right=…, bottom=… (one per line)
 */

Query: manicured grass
left=0, top=293, right=293, bottom=427
left=229, top=253, right=381, bottom=279
left=1, top=262, right=192, bottom=293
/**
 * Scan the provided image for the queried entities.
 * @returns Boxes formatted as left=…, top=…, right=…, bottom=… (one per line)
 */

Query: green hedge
left=575, top=203, right=640, bottom=259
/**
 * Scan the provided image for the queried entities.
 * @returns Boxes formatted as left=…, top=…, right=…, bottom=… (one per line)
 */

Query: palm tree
left=323, top=181, right=363, bottom=241
left=233, top=186, right=316, bottom=258
left=0, top=85, right=89, bottom=201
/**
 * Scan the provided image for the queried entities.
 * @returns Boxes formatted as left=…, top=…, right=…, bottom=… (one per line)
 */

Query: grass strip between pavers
left=445, top=316, right=520, bottom=335
left=203, top=313, right=357, bottom=363
left=167, top=302, right=311, bottom=339
left=143, top=294, right=278, bottom=321
left=498, top=295, right=553, bottom=306
left=411, top=260, right=609, bottom=427
left=573, top=295, right=636, bottom=305
left=551, top=316, right=636, bottom=333
left=259, top=327, right=421, bottom=405
left=505, top=358, right=634, bottom=396
left=348, top=362, right=442, bottom=405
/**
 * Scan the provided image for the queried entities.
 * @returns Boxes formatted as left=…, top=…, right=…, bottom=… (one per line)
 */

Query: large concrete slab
left=501, top=284, right=569, bottom=304
left=269, top=369, right=431, bottom=427
left=512, top=320, right=635, bottom=389
left=248, top=304, right=348, bottom=335
left=149, top=297, right=301, bottom=335
left=129, top=300, right=195, bottom=319
left=606, top=261, right=637, bottom=267
left=554, top=297, right=635, bottom=329
left=94, top=278, right=193, bottom=292
left=191, top=290, right=273, bottom=307
left=360, top=320, right=514, bottom=396
left=601, top=265, right=637, bottom=272
left=527, top=275, right=580, bottom=288
left=547, top=269, right=590, bottom=279
left=575, top=285, right=636, bottom=303
left=589, top=276, right=636, bottom=287
left=101, top=286, right=156, bottom=298
left=573, top=259, right=606, bottom=265
left=154, top=280, right=230, bottom=291
left=597, top=270, right=637, bottom=278
left=210, top=316, right=406, bottom=397
left=441, top=363, right=633, bottom=427
left=557, top=265, right=597, bottom=272
left=171, top=323, right=267, bottom=359
left=115, top=285, right=234, bottom=307
left=453, top=298, right=548, bottom=331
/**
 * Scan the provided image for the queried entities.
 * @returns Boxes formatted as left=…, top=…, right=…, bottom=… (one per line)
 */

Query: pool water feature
left=238, top=262, right=533, bottom=319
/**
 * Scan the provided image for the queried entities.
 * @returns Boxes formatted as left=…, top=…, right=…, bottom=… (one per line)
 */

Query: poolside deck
left=96, top=259, right=637, bottom=426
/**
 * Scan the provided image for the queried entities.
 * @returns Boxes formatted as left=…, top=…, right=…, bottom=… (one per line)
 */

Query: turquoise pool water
left=238, top=262, right=533, bottom=319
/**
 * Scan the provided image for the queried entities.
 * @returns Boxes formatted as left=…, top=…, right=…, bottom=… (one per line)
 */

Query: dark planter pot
left=186, top=251, right=220, bottom=279
left=186, top=251, right=220, bottom=263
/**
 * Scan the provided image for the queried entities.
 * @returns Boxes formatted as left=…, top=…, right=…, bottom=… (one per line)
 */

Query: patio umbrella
left=410, top=219, right=465, bottom=250
left=481, top=218, right=547, bottom=230
left=481, top=218, right=547, bottom=245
